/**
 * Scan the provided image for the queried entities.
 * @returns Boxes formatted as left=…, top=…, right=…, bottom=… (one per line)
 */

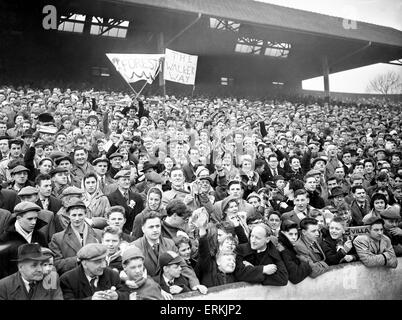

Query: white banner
left=164, top=48, right=198, bottom=85
left=106, top=53, right=164, bottom=84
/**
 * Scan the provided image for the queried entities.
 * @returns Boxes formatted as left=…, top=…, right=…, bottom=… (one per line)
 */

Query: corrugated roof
left=106, top=0, right=402, bottom=47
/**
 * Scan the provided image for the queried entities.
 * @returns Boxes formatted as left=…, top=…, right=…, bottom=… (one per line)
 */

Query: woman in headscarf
left=81, top=172, right=111, bottom=218
left=131, top=186, right=167, bottom=240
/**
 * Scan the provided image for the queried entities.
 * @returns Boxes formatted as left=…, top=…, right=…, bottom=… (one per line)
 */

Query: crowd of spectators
left=0, top=85, right=401, bottom=300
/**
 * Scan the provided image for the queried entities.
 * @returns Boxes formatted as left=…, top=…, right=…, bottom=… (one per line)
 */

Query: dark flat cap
left=108, top=152, right=123, bottom=160
left=93, top=157, right=110, bottom=165
left=50, top=166, right=68, bottom=176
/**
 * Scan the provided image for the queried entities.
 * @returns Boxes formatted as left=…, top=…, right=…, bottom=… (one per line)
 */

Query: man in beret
left=49, top=199, right=103, bottom=275
left=0, top=202, right=48, bottom=279
left=59, top=243, right=122, bottom=300
left=117, top=246, right=164, bottom=300
left=380, top=205, right=402, bottom=256
left=353, top=216, right=398, bottom=268
left=0, top=243, right=63, bottom=300
left=107, top=169, right=144, bottom=234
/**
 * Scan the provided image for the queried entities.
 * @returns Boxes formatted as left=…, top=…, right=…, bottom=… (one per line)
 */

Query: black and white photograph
left=0, top=0, right=401, bottom=306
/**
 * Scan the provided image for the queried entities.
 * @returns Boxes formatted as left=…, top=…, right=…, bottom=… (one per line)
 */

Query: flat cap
left=380, top=205, right=401, bottom=220
left=93, top=157, right=110, bottom=165
left=66, top=199, right=87, bottom=212
left=328, top=186, right=347, bottom=199
left=50, top=166, right=69, bottom=176
left=61, top=186, right=83, bottom=197
left=143, top=161, right=157, bottom=172
left=122, top=246, right=145, bottom=263
left=198, top=176, right=212, bottom=184
left=364, top=216, right=384, bottom=226
left=10, top=165, right=29, bottom=175
left=311, top=157, right=327, bottom=167
left=114, top=169, right=131, bottom=179
left=14, top=201, right=41, bottom=215
left=306, top=169, right=322, bottom=177
left=108, top=152, right=123, bottom=160
left=18, top=186, right=39, bottom=197
left=54, top=155, right=72, bottom=165
left=145, top=171, right=163, bottom=184
left=159, top=250, right=182, bottom=269
left=77, top=243, right=107, bottom=261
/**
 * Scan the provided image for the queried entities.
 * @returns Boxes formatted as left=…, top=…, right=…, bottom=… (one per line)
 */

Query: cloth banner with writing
left=106, top=53, right=164, bottom=84
left=164, top=48, right=198, bottom=85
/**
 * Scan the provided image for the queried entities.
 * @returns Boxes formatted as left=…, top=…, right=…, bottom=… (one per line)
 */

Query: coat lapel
left=78, top=265, right=93, bottom=297
left=64, top=227, right=82, bottom=253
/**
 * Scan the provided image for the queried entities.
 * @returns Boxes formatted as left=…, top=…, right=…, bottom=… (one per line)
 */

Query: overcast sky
left=256, top=0, right=402, bottom=93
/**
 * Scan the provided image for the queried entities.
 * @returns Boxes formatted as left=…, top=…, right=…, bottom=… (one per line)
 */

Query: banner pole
left=191, top=85, right=195, bottom=98
left=134, top=80, right=148, bottom=100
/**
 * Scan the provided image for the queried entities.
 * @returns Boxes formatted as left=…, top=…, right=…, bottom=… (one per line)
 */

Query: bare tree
left=366, top=71, right=402, bottom=94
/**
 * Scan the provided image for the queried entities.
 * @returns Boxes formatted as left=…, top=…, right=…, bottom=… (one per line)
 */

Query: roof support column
left=156, top=32, right=166, bottom=96
left=322, top=56, right=330, bottom=103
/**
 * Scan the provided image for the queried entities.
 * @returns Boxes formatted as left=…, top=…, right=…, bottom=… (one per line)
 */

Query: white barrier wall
left=176, top=258, right=402, bottom=300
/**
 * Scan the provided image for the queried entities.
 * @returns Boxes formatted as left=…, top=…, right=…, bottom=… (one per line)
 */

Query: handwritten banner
left=164, top=48, right=198, bottom=85
left=345, top=226, right=370, bottom=239
left=106, top=53, right=164, bottom=84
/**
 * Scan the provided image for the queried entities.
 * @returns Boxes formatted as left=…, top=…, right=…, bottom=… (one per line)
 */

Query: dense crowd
left=0, top=85, right=401, bottom=300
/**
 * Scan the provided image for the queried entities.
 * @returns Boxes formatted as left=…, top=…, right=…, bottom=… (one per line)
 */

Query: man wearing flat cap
left=107, top=169, right=144, bottom=234
left=18, top=186, right=57, bottom=243
left=380, top=205, right=402, bottom=256
left=50, top=166, right=70, bottom=198
left=6, top=165, right=33, bottom=192
left=353, top=216, right=398, bottom=268
left=0, top=243, right=63, bottom=300
left=107, top=152, right=123, bottom=179
left=50, top=199, right=103, bottom=274
left=117, top=246, right=164, bottom=300
left=53, top=186, right=84, bottom=231
left=60, top=243, right=122, bottom=300
left=156, top=250, right=191, bottom=295
left=0, top=202, right=48, bottom=279
left=93, top=156, right=116, bottom=195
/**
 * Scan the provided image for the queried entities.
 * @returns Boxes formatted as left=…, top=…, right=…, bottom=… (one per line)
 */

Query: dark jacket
left=0, top=217, right=48, bottom=279
left=278, top=232, right=312, bottom=284
left=157, top=273, right=191, bottom=295
left=307, top=190, right=325, bottom=209
left=196, top=234, right=265, bottom=288
left=36, top=196, right=62, bottom=215
left=0, top=208, right=12, bottom=235
left=117, top=278, right=163, bottom=300
left=321, top=233, right=358, bottom=265
left=0, top=271, right=63, bottom=300
left=236, top=242, right=288, bottom=286
left=0, top=188, right=20, bottom=212
left=59, top=264, right=122, bottom=300
left=107, top=188, right=144, bottom=234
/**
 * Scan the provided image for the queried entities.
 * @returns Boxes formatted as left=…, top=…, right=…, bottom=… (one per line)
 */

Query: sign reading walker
left=106, top=53, right=164, bottom=84
left=164, top=48, right=198, bottom=85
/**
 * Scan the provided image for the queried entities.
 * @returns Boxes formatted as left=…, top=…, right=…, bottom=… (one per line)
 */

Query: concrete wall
left=176, top=258, right=402, bottom=300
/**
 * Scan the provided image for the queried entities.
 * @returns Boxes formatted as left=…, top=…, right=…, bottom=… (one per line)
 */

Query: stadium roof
left=106, top=0, right=402, bottom=47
